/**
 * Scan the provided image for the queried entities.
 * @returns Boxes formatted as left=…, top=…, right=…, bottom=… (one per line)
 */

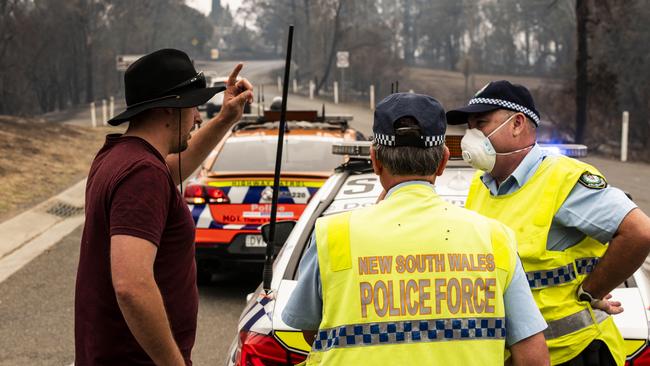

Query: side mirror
left=261, top=221, right=297, bottom=248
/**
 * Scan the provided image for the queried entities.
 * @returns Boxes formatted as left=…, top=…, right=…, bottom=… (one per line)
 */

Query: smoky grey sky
left=186, top=0, right=242, bottom=16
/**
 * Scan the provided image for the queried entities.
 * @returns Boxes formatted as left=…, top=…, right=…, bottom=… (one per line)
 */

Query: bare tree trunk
left=447, top=35, right=455, bottom=70
left=524, top=27, right=530, bottom=68
left=575, top=0, right=588, bottom=143
left=316, top=0, right=344, bottom=94
left=85, top=41, right=94, bottom=103
left=303, top=0, right=311, bottom=77
left=402, top=0, right=414, bottom=65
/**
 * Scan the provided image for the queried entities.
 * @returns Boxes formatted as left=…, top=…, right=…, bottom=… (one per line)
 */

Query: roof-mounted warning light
left=332, top=141, right=372, bottom=158
left=332, top=141, right=589, bottom=160
left=539, top=144, right=588, bottom=158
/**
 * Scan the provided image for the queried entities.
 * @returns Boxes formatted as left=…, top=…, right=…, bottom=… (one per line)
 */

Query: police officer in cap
left=283, top=93, right=550, bottom=365
left=447, top=81, right=650, bottom=365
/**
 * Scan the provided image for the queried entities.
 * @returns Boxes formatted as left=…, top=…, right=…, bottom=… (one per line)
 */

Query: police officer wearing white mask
left=447, top=80, right=650, bottom=366
left=283, top=93, right=550, bottom=366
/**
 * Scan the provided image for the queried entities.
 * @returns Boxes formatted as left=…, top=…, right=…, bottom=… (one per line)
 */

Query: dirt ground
left=0, top=116, right=119, bottom=223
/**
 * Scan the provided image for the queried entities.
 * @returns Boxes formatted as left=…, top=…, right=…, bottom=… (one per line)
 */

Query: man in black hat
left=74, top=48, right=253, bottom=365
left=282, top=93, right=548, bottom=365
left=448, top=80, right=650, bottom=365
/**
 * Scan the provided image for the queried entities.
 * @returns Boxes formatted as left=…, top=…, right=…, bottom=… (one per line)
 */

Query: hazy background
left=0, top=0, right=648, bottom=159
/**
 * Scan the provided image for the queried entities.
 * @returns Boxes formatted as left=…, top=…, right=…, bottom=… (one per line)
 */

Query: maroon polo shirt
left=75, top=134, right=198, bottom=365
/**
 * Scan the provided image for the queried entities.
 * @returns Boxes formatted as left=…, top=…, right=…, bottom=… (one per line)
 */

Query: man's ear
left=436, top=146, right=450, bottom=177
left=370, top=145, right=382, bottom=176
left=512, top=113, right=526, bottom=137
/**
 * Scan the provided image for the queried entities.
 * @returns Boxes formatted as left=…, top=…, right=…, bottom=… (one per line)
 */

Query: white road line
left=0, top=216, right=84, bottom=284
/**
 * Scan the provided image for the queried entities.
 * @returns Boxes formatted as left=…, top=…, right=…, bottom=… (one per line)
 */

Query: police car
left=185, top=110, right=362, bottom=281
left=224, top=137, right=650, bottom=365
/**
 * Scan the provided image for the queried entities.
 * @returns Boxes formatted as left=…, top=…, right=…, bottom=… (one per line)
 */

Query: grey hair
left=374, top=117, right=445, bottom=176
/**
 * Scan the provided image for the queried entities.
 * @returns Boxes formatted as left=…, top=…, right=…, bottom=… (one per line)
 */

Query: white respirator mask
left=460, top=113, right=533, bottom=172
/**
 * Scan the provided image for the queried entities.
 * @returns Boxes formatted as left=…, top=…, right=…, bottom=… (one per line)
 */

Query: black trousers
left=557, top=340, right=617, bottom=366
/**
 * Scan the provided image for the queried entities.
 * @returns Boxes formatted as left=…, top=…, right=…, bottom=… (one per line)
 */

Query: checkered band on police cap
left=372, top=93, right=447, bottom=148
left=446, top=80, right=541, bottom=126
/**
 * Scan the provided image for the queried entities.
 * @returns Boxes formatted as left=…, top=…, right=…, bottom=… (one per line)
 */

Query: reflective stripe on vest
left=543, top=309, right=609, bottom=340
left=526, top=257, right=599, bottom=289
left=575, top=257, right=599, bottom=275
left=313, top=317, right=506, bottom=352
left=526, top=263, right=576, bottom=289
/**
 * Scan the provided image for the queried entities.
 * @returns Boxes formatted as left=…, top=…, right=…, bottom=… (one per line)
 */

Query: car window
left=211, top=136, right=344, bottom=173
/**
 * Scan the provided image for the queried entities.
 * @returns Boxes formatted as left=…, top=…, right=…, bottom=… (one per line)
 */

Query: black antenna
left=321, top=103, right=326, bottom=122
left=395, top=81, right=399, bottom=93
left=263, top=25, right=294, bottom=292
left=390, top=82, right=394, bottom=94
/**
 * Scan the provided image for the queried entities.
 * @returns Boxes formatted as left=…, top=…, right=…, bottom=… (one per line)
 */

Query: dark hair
left=374, top=116, right=445, bottom=176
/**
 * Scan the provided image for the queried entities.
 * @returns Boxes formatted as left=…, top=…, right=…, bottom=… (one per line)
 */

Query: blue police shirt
left=282, top=181, right=548, bottom=347
left=478, top=145, right=637, bottom=250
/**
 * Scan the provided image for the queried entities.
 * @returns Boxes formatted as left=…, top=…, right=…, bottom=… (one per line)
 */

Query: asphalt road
left=0, top=225, right=261, bottom=366
left=2, top=59, right=650, bottom=365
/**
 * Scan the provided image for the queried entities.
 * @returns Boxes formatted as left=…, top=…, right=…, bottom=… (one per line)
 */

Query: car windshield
left=208, top=92, right=224, bottom=105
left=211, top=135, right=344, bottom=173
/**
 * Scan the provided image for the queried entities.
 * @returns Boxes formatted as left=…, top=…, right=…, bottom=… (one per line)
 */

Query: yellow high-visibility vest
left=466, top=155, right=625, bottom=365
left=308, top=183, right=517, bottom=365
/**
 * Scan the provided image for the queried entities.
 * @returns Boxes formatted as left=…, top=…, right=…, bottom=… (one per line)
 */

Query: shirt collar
left=384, top=180, right=435, bottom=199
left=480, top=144, right=544, bottom=195
left=509, top=143, right=543, bottom=186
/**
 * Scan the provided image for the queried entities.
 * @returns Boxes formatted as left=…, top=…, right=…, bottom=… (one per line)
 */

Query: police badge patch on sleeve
left=578, top=172, right=608, bottom=189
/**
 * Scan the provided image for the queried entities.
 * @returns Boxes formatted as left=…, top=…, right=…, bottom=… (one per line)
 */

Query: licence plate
left=245, top=235, right=266, bottom=248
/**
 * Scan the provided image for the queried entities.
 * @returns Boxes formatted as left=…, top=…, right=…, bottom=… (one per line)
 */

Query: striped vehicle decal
left=189, top=204, right=288, bottom=230
left=240, top=294, right=274, bottom=332
left=207, top=181, right=321, bottom=205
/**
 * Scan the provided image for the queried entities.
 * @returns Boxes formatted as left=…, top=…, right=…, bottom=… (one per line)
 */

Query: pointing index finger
left=228, top=63, right=244, bottom=87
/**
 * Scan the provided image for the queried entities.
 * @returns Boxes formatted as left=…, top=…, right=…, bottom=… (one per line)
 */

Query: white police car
left=225, top=139, right=650, bottom=365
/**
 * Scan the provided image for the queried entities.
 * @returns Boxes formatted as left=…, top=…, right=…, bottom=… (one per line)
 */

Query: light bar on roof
left=333, top=136, right=469, bottom=160
left=332, top=141, right=372, bottom=158
left=539, top=144, right=588, bottom=158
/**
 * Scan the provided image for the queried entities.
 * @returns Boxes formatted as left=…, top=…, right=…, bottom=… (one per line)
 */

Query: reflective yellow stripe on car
left=624, top=339, right=647, bottom=358
left=208, top=180, right=324, bottom=188
left=274, top=331, right=311, bottom=354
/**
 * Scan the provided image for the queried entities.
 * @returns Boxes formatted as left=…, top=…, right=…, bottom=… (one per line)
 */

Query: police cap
left=373, top=93, right=446, bottom=148
left=446, top=80, right=540, bottom=126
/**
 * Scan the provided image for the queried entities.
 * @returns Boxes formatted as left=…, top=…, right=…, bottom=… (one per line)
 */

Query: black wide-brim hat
left=108, top=48, right=225, bottom=126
